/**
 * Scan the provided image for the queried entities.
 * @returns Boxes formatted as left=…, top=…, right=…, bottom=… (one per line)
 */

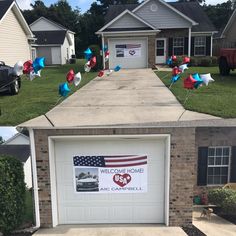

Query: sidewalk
left=193, top=210, right=236, bottom=236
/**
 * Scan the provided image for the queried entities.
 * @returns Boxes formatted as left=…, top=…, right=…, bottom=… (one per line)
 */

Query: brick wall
left=33, top=126, right=195, bottom=227
left=194, top=127, right=236, bottom=196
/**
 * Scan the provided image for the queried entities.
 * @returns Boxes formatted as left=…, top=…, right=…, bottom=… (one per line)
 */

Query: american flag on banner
left=73, top=155, right=147, bottom=168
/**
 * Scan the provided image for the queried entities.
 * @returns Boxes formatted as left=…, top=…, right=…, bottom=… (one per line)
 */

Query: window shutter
left=197, top=147, right=208, bottom=186
left=230, top=146, right=236, bottom=182
left=184, top=37, right=188, bottom=55
left=168, top=38, right=173, bottom=56
left=191, top=37, right=195, bottom=56
left=206, top=36, right=211, bottom=56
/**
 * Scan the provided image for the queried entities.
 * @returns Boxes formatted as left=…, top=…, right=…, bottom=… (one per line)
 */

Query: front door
left=156, top=38, right=166, bottom=64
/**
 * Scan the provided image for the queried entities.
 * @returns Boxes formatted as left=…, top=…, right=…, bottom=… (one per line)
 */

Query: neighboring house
left=0, top=0, right=35, bottom=66
left=96, top=0, right=216, bottom=69
left=213, top=9, right=236, bottom=55
left=0, top=133, right=32, bottom=188
left=30, top=17, right=75, bottom=65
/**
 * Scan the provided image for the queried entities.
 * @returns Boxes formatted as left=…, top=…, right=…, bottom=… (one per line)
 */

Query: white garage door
left=108, top=38, right=147, bottom=69
left=54, top=136, right=166, bottom=224
left=51, top=47, right=61, bottom=64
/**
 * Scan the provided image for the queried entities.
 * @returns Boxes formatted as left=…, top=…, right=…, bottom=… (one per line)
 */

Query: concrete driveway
left=35, top=225, right=187, bottom=236
left=21, top=69, right=219, bottom=127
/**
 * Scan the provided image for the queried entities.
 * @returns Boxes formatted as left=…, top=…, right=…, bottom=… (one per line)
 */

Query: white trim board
left=98, top=9, right=157, bottom=32
left=48, top=134, right=171, bottom=226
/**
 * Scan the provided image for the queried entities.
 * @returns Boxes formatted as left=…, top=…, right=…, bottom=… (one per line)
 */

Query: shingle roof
left=104, top=1, right=216, bottom=32
left=0, top=0, right=14, bottom=21
left=33, top=30, right=67, bottom=45
left=0, top=145, right=30, bottom=163
left=169, top=2, right=216, bottom=32
left=105, top=4, right=138, bottom=24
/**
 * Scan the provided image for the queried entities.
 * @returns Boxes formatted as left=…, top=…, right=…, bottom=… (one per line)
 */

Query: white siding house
left=30, top=17, right=75, bottom=65
left=0, top=0, right=34, bottom=66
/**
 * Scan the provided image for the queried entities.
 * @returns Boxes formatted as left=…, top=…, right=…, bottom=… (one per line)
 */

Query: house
left=1, top=133, right=32, bottom=188
left=213, top=9, right=236, bottom=55
left=96, top=0, right=216, bottom=69
left=30, top=17, right=76, bottom=65
left=0, top=0, right=34, bottom=66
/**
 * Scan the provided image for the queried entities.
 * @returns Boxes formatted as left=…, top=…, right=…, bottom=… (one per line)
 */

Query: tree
left=178, top=0, right=205, bottom=3
left=0, top=136, right=4, bottom=144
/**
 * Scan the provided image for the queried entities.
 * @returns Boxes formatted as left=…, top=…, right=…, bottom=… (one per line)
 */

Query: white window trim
left=194, top=36, right=206, bottom=56
left=207, top=146, right=231, bottom=186
left=173, top=37, right=184, bottom=56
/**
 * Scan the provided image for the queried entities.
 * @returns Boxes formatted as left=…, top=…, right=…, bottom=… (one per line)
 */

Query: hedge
left=0, top=155, right=26, bottom=235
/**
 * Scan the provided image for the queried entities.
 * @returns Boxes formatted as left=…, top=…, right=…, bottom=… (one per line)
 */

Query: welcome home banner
left=73, top=155, right=147, bottom=193
left=116, top=44, right=141, bottom=58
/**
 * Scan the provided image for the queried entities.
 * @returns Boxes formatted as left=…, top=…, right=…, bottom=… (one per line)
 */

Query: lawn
left=0, top=60, right=97, bottom=126
left=156, top=67, right=236, bottom=118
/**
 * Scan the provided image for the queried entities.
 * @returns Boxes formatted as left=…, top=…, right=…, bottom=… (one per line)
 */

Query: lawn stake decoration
left=200, top=73, right=215, bottom=86
left=59, top=82, right=70, bottom=97
left=106, top=69, right=113, bottom=76
left=166, top=57, right=173, bottom=66
left=179, top=64, right=188, bottom=73
left=73, top=72, right=82, bottom=87
left=33, top=57, right=45, bottom=73
left=114, top=65, right=121, bottom=72
left=103, top=44, right=108, bottom=52
left=98, top=70, right=104, bottom=77
left=183, top=56, right=190, bottom=64
left=29, top=70, right=41, bottom=81
left=169, top=75, right=180, bottom=89
left=192, top=73, right=203, bottom=89
left=23, top=60, right=33, bottom=74
left=89, top=56, right=97, bottom=68
left=84, top=48, right=92, bottom=61
left=84, top=62, right=91, bottom=72
left=13, top=61, right=23, bottom=76
left=105, top=51, right=110, bottom=62
left=66, top=69, right=75, bottom=83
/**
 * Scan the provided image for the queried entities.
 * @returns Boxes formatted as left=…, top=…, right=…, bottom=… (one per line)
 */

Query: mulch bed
left=182, top=225, right=206, bottom=236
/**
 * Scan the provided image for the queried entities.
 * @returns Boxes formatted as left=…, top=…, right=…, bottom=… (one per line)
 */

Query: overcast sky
left=0, top=127, right=18, bottom=141
left=16, top=0, right=228, bottom=12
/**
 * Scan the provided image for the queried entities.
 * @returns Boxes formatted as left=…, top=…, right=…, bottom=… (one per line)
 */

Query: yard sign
left=73, top=155, right=147, bottom=193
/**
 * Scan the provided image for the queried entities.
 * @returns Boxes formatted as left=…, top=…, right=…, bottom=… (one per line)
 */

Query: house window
left=194, top=36, right=206, bottom=56
left=173, top=37, right=184, bottom=55
left=207, top=147, right=231, bottom=185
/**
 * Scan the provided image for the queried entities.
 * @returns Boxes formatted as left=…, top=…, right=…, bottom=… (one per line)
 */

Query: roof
left=0, top=0, right=14, bottom=20
left=0, top=145, right=30, bottom=163
left=169, top=2, right=216, bottom=32
left=221, top=8, right=236, bottom=37
left=4, top=132, right=29, bottom=145
left=105, top=1, right=216, bottom=32
left=33, top=30, right=67, bottom=45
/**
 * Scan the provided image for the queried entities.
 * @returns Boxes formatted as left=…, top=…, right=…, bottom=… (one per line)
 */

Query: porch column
left=210, top=34, right=213, bottom=56
left=188, top=27, right=191, bottom=57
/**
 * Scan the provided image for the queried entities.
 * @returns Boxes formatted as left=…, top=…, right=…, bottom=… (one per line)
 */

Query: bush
left=208, top=188, right=236, bottom=215
left=189, top=56, right=218, bottom=67
left=88, top=44, right=102, bottom=71
left=0, top=155, right=26, bottom=235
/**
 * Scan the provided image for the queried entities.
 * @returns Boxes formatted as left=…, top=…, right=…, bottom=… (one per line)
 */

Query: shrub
left=0, top=155, right=26, bottom=235
left=208, top=188, right=236, bottom=215
left=188, top=56, right=218, bottom=67
left=88, top=44, right=102, bottom=71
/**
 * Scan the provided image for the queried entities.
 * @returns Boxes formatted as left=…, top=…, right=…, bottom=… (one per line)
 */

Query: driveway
left=35, top=225, right=187, bottom=236
left=21, top=69, right=219, bottom=127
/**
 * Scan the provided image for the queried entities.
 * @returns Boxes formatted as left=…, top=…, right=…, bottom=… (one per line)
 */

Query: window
left=207, top=147, right=231, bottom=185
left=173, top=37, right=184, bottom=55
left=194, top=36, right=206, bottom=56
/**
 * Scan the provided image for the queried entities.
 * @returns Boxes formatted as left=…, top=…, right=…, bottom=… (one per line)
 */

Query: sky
left=0, top=127, right=18, bottom=141
left=16, top=0, right=228, bottom=12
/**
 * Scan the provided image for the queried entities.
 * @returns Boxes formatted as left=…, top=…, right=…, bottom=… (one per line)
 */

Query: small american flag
left=73, top=155, right=147, bottom=168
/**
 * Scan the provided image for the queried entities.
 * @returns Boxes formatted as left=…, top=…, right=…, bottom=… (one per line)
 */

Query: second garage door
left=54, top=136, right=167, bottom=225
left=108, top=38, right=148, bottom=69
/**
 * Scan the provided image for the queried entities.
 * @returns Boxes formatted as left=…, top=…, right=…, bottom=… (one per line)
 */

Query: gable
left=134, top=0, right=192, bottom=28
left=30, top=18, right=64, bottom=31
left=108, top=13, right=151, bottom=29
left=222, top=9, right=236, bottom=39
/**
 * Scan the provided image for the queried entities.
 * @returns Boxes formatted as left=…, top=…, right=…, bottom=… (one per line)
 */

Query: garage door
left=108, top=38, right=147, bottom=69
left=54, top=137, right=166, bottom=224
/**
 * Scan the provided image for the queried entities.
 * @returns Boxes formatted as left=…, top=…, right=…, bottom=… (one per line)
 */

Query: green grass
left=22, top=189, right=34, bottom=226
left=0, top=60, right=97, bottom=126
left=156, top=67, right=236, bottom=118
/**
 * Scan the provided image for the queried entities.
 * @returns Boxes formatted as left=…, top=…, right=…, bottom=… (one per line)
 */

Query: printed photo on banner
left=73, top=155, right=147, bottom=193
left=115, top=44, right=141, bottom=58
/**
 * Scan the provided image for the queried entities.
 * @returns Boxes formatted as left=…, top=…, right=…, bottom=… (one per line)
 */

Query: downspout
left=29, top=129, right=40, bottom=229
left=188, top=27, right=191, bottom=57
left=101, top=33, right=105, bottom=70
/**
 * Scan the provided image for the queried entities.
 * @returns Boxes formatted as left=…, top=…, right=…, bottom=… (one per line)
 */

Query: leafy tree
left=0, top=136, right=4, bottom=144
left=178, top=0, right=205, bottom=3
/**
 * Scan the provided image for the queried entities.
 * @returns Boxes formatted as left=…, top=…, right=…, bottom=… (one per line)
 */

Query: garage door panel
left=109, top=38, right=147, bottom=69
left=55, top=137, right=166, bottom=224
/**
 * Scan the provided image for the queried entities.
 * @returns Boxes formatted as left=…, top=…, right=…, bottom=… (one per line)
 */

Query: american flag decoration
left=73, top=155, right=147, bottom=168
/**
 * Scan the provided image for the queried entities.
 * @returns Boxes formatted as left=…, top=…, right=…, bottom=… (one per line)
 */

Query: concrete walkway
left=35, top=225, right=187, bottom=236
left=193, top=210, right=236, bottom=236
left=21, top=69, right=220, bottom=127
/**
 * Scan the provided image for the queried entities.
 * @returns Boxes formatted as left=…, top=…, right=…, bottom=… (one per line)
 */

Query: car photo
left=0, top=61, right=21, bottom=95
